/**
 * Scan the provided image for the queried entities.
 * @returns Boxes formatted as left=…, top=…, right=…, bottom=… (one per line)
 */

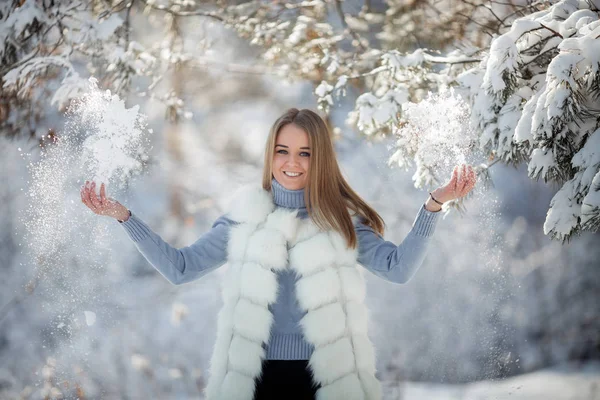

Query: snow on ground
left=382, top=361, right=600, bottom=400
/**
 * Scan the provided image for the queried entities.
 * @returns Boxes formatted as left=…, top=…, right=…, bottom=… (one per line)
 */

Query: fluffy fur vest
left=203, top=184, right=381, bottom=400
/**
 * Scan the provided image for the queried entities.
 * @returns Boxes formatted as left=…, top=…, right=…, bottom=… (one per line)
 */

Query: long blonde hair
left=262, top=108, right=385, bottom=248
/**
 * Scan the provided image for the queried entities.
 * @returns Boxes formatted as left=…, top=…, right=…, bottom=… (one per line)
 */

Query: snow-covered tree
left=458, top=0, right=600, bottom=242
left=0, top=0, right=193, bottom=141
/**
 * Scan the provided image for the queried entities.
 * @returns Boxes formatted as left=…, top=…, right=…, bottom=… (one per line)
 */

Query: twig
left=456, top=11, right=496, bottom=37
left=334, top=0, right=368, bottom=51
left=186, top=58, right=284, bottom=76
left=284, top=1, right=323, bottom=10
left=539, top=23, right=563, bottom=38
left=460, top=0, right=509, bottom=28
left=423, top=53, right=481, bottom=64
left=138, top=0, right=225, bottom=21
left=347, top=65, right=392, bottom=79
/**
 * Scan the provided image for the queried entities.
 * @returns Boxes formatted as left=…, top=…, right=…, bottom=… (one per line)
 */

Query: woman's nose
left=287, top=154, right=300, bottom=165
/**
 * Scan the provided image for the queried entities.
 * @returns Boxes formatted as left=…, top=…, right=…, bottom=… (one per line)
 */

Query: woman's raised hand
left=436, top=164, right=477, bottom=203
left=80, top=181, right=130, bottom=221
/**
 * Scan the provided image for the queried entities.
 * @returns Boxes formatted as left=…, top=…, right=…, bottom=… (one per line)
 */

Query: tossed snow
left=22, top=77, right=151, bottom=263
left=389, top=87, right=480, bottom=190
left=84, top=311, right=96, bottom=326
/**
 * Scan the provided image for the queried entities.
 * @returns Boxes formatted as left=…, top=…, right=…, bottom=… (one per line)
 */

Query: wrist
left=425, top=197, right=442, bottom=212
left=431, top=188, right=449, bottom=204
left=116, top=207, right=131, bottom=223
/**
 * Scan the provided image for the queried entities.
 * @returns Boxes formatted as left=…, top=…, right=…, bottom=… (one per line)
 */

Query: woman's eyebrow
left=275, top=144, right=311, bottom=149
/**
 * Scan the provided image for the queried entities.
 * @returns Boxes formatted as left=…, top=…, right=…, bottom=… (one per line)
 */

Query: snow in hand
left=69, top=77, right=150, bottom=185
left=389, top=87, right=482, bottom=191
left=22, top=77, right=150, bottom=261
left=19, top=77, right=151, bottom=349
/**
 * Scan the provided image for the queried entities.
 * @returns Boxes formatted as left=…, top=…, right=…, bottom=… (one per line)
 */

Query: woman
left=81, top=108, right=476, bottom=400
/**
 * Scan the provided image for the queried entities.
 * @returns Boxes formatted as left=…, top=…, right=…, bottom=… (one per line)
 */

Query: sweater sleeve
left=356, top=203, right=441, bottom=284
left=119, top=211, right=236, bottom=285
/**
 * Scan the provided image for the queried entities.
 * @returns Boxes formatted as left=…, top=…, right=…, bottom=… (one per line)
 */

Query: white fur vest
left=203, top=184, right=381, bottom=400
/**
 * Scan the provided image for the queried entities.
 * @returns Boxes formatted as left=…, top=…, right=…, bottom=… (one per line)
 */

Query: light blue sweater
left=120, top=179, right=441, bottom=360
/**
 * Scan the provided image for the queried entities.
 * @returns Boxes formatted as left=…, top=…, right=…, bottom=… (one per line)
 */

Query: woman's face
left=272, top=123, right=311, bottom=190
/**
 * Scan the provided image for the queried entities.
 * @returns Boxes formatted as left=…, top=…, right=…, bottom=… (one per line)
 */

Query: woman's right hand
left=80, top=180, right=130, bottom=221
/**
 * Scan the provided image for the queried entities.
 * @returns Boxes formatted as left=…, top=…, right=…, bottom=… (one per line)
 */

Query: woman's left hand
left=434, top=164, right=477, bottom=203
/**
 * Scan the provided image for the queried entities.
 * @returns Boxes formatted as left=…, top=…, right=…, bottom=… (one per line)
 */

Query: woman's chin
left=285, top=184, right=305, bottom=190
left=278, top=176, right=306, bottom=190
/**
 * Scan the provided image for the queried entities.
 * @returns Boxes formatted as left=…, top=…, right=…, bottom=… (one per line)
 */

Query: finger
left=457, top=164, right=465, bottom=182
left=464, top=168, right=476, bottom=193
left=83, top=182, right=96, bottom=210
left=469, top=168, right=476, bottom=186
left=463, top=165, right=472, bottom=187
left=100, top=182, right=107, bottom=204
left=458, top=177, right=468, bottom=196
left=89, top=182, right=101, bottom=208
left=99, top=182, right=106, bottom=206
left=82, top=181, right=91, bottom=203
left=91, top=182, right=101, bottom=207
left=458, top=165, right=469, bottom=195
left=452, top=167, right=459, bottom=193
left=462, top=164, right=470, bottom=184
left=81, top=185, right=94, bottom=210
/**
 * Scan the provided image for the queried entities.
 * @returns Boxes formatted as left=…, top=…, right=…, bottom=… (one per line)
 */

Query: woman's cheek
left=273, top=154, right=284, bottom=168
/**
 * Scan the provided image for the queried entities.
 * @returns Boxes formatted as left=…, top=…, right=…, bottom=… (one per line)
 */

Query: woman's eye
left=276, top=149, right=309, bottom=156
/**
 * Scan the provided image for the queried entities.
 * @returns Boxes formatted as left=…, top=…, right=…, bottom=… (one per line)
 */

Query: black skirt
left=253, top=359, right=320, bottom=400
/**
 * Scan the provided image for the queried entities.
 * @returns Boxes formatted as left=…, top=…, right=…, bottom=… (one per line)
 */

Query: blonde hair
left=262, top=108, right=385, bottom=248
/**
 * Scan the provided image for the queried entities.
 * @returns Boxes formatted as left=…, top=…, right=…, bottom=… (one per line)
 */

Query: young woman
left=81, top=108, right=476, bottom=400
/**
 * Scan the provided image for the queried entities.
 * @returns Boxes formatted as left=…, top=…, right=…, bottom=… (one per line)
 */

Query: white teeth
left=284, top=171, right=301, bottom=177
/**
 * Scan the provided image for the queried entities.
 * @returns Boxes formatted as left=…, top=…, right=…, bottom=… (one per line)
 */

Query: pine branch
left=589, top=71, right=600, bottom=100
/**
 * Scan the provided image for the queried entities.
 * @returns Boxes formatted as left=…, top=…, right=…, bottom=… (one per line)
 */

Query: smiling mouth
left=284, top=171, right=303, bottom=177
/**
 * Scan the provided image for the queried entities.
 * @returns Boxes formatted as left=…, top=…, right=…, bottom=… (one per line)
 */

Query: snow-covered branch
left=458, top=0, right=600, bottom=242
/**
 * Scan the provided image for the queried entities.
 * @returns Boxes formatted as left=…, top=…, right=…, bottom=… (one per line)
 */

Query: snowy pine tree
left=459, top=0, right=600, bottom=242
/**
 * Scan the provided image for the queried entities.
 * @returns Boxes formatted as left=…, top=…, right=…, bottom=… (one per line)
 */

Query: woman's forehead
left=276, top=124, right=310, bottom=147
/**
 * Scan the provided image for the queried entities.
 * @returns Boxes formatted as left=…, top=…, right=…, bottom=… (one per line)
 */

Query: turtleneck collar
left=271, top=178, right=306, bottom=209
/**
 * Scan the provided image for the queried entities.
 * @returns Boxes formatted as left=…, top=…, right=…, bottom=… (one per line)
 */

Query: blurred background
left=1, top=0, right=599, bottom=399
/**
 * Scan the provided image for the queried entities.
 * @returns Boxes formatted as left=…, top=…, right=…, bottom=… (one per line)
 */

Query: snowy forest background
left=1, top=0, right=599, bottom=399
